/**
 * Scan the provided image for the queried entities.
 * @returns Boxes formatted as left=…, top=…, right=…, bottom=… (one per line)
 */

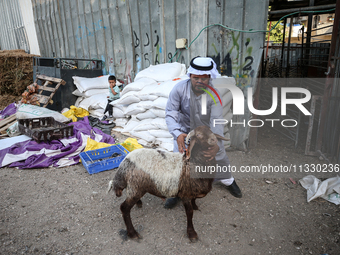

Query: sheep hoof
left=136, top=200, right=143, bottom=208
left=128, top=231, right=142, bottom=240
left=118, top=229, right=128, bottom=241
left=189, top=236, right=198, bottom=243
left=188, top=231, right=198, bottom=242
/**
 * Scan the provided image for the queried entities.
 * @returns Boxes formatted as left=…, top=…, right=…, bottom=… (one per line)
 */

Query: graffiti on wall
left=133, top=29, right=162, bottom=73
left=209, top=31, right=255, bottom=88
left=111, top=28, right=256, bottom=86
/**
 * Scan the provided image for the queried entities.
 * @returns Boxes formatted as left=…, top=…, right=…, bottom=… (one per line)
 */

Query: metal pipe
left=286, top=18, right=293, bottom=77
left=301, top=26, right=305, bottom=76
left=266, top=21, right=272, bottom=59
left=280, top=18, right=287, bottom=76
left=268, top=4, right=336, bottom=15
left=306, top=0, right=315, bottom=70
left=310, top=24, right=334, bottom=32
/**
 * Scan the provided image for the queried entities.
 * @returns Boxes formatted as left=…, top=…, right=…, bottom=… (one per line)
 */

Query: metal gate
left=261, top=11, right=336, bottom=149
left=319, top=5, right=340, bottom=163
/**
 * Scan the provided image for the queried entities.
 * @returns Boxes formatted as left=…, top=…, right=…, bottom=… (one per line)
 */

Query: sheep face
left=185, top=125, right=229, bottom=161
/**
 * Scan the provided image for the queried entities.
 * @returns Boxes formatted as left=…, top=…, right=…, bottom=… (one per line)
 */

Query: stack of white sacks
left=72, top=75, right=122, bottom=117
left=72, top=62, right=234, bottom=151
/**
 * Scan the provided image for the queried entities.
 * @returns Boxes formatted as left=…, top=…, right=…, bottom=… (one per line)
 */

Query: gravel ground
left=1, top=126, right=339, bottom=254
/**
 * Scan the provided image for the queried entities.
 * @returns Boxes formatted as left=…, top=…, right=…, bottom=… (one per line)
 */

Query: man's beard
left=192, top=83, right=206, bottom=94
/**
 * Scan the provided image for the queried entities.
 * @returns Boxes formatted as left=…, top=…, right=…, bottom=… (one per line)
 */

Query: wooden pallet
left=34, top=75, right=66, bottom=108
left=0, top=113, right=17, bottom=137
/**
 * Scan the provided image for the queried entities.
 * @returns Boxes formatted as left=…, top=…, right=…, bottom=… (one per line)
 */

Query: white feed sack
left=120, top=77, right=157, bottom=96
left=114, top=118, right=129, bottom=127
left=152, top=97, right=168, bottom=110
left=138, top=100, right=157, bottom=110
left=138, top=94, right=158, bottom=101
left=155, top=137, right=174, bottom=151
left=111, top=90, right=140, bottom=106
left=137, top=139, right=149, bottom=147
left=72, top=75, right=122, bottom=93
left=148, top=129, right=172, bottom=138
left=89, top=108, right=104, bottom=118
left=159, top=142, right=174, bottom=152
left=121, top=117, right=140, bottom=133
left=150, top=108, right=166, bottom=118
left=72, top=88, right=108, bottom=98
left=72, top=89, right=84, bottom=97
left=112, top=108, right=125, bottom=118
left=74, top=97, right=84, bottom=107
left=133, top=118, right=159, bottom=132
left=112, top=104, right=128, bottom=112
left=134, top=62, right=186, bottom=82
left=135, top=110, right=157, bottom=120
left=129, top=130, right=155, bottom=143
left=138, top=76, right=188, bottom=99
left=17, top=104, right=70, bottom=123
left=151, top=118, right=168, bottom=130
left=124, top=103, right=145, bottom=116
left=132, top=118, right=167, bottom=132
left=77, top=93, right=108, bottom=111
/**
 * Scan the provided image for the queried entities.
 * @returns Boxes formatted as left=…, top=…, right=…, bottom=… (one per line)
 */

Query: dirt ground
left=1, top=124, right=339, bottom=255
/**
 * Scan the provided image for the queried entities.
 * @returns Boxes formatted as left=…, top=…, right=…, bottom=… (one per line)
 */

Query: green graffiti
left=227, top=32, right=254, bottom=88
left=228, top=32, right=241, bottom=54
left=246, top=46, right=253, bottom=56
left=212, top=43, right=218, bottom=55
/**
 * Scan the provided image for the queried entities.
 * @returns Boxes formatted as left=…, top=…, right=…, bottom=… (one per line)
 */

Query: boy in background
left=102, top=75, right=120, bottom=120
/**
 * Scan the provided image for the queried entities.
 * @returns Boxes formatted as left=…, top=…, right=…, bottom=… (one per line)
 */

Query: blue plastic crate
left=79, top=144, right=129, bottom=174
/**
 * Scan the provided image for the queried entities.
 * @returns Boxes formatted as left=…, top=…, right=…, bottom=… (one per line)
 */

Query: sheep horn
left=186, top=130, right=195, bottom=144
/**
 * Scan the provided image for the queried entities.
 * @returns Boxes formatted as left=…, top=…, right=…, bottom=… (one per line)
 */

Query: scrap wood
left=0, top=120, right=17, bottom=133
left=0, top=114, right=17, bottom=133
left=0, top=133, right=9, bottom=139
left=0, top=113, right=16, bottom=128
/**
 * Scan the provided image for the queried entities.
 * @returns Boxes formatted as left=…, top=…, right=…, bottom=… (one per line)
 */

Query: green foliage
left=266, top=21, right=284, bottom=43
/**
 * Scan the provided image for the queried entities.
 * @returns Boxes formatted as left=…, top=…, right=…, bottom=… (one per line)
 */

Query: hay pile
left=0, top=50, right=38, bottom=96
left=0, top=50, right=39, bottom=109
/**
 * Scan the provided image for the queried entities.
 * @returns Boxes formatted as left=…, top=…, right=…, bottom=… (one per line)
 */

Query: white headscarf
left=187, top=57, right=220, bottom=79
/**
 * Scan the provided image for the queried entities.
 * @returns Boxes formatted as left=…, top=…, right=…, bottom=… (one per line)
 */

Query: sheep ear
left=214, top=133, right=230, bottom=141
left=186, top=138, right=196, bottom=160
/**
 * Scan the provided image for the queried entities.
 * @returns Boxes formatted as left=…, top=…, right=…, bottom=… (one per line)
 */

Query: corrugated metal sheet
left=30, top=0, right=268, bottom=79
left=0, top=0, right=30, bottom=52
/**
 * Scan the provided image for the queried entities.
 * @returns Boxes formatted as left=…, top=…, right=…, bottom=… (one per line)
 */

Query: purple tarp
left=0, top=116, right=115, bottom=169
left=0, top=103, right=17, bottom=119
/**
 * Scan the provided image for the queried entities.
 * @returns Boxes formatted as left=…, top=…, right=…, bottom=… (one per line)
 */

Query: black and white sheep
left=109, top=125, right=229, bottom=241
